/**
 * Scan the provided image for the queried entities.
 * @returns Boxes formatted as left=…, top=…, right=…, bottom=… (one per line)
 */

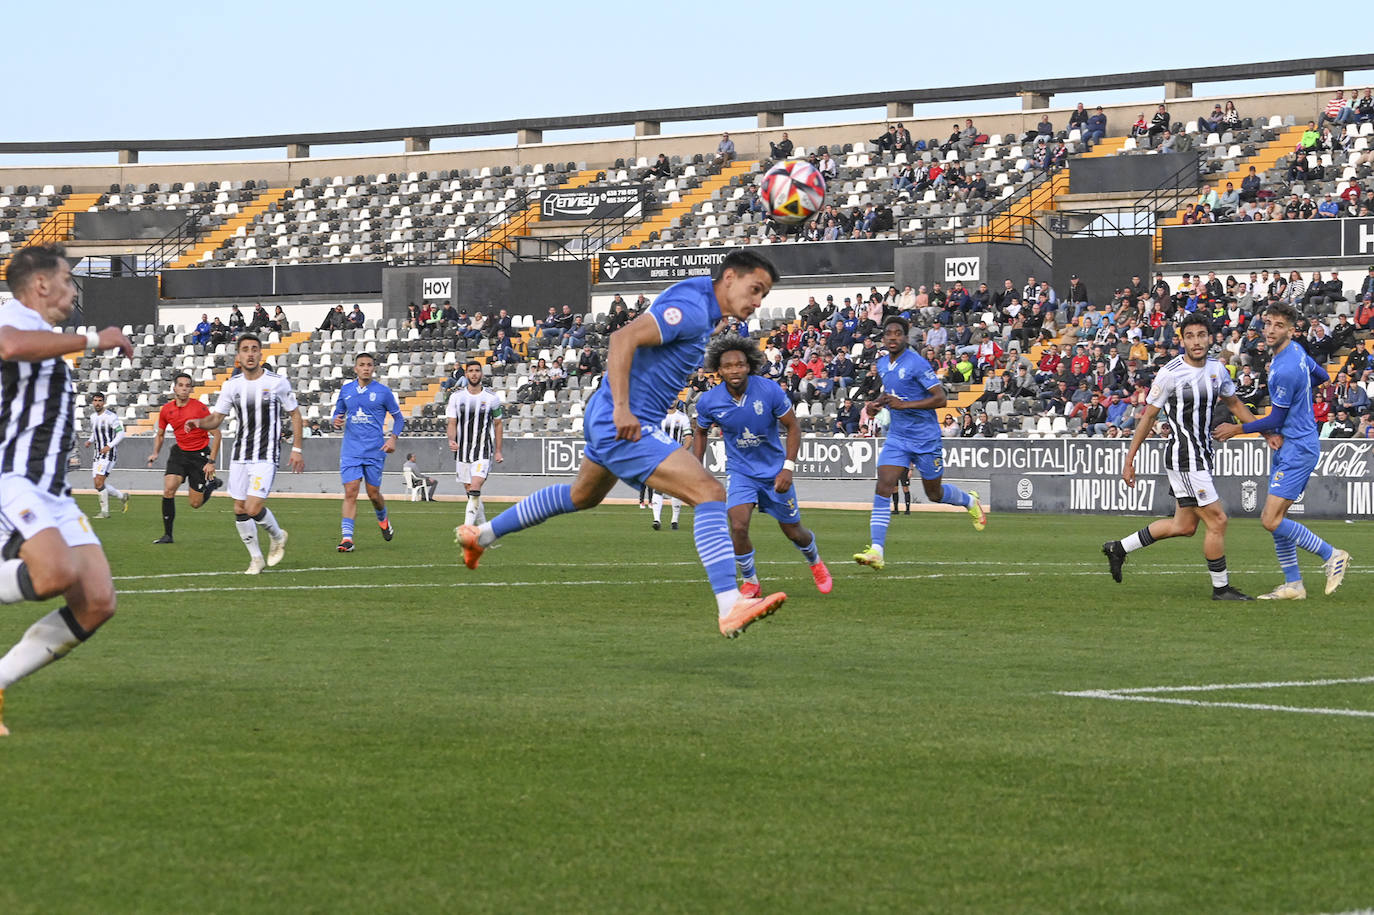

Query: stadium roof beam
left=5, top=55, right=1372, bottom=161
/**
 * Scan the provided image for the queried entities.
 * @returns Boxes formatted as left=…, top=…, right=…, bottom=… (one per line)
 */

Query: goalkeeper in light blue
left=1214, top=302, right=1350, bottom=598
left=456, top=250, right=790, bottom=638
left=854, top=316, right=986, bottom=571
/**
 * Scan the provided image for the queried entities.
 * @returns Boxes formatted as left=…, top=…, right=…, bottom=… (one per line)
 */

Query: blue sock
left=1275, top=518, right=1333, bottom=561
left=796, top=533, right=820, bottom=566
left=341, top=517, right=355, bottom=540
left=1272, top=532, right=1302, bottom=583
left=940, top=483, right=973, bottom=508
left=490, top=484, right=576, bottom=539
left=375, top=506, right=388, bottom=525
left=735, top=550, right=757, bottom=580
left=692, top=501, right=738, bottom=594
left=870, top=494, right=891, bottom=548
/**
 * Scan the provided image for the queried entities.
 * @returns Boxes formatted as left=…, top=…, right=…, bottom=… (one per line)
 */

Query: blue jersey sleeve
left=333, top=385, right=349, bottom=418
left=649, top=285, right=713, bottom=346
left=694, top=389, right=720, bottom=429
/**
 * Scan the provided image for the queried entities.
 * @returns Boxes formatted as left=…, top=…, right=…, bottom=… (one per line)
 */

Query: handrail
left=3, top=55, right=1370, bottom=157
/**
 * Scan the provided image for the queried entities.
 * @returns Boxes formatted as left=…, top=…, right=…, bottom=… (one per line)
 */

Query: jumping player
left=855, top=316, right=986, bottom=570
left=146, top=372, right=224, bottom=543
left=692, top=334, right=832, bottom=597
left=457, top=249, right=786, bottom=638
left=1102, top=314, right=1266, bottom=600
left=332, top=352, right=403, bottom=551
left=84, top=391, right=129, bottom=518
left=1214, top=302, right=1350, bottom=598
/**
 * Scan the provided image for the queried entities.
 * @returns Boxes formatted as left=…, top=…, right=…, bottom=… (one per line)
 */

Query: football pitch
left=2, top=495, right=1371, bottom=915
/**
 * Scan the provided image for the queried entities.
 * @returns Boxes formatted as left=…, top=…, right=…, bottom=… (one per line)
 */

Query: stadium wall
left=1161, top=218, right=1374, bottom=269
left=1068, top=152, right=1199, bottom=194
left=894, top=242, right=1051, bottom=294
left=1052, top=237, right=1153, bottom=301
left=90, top=437, right=1369, bottom=519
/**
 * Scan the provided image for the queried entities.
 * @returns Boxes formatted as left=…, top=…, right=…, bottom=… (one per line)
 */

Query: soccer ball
left=758, top=160, right=826, bottom=225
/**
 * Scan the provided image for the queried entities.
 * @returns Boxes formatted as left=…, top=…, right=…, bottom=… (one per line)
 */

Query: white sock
left=1121, top=532, right=1146, bottom=553
left=256, top=508, right=283, bottom=540
left=0, top=559, right=35, bottom=604
left=872, top=543, right=885, bottom=559
left=473, top=495, right=486, bottom=527
left=465, top=496, right=478, bottom=526
left=715, top=588, right=743, bottom=618
left=671, top=500, right=681, bottom=523
left=105, top=483, right=123, bottom=500
left=651, top=492, right=663, bottom=522
left=0, top=609, right=84, bottom=689
left=98, top=489, right=109, bottom=512
left=476, top=522, right=497, bottom=547
left=236, top=519, right=263, bottom=559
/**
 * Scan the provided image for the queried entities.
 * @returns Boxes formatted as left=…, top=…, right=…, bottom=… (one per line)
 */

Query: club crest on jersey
left=20, top=509, right=36, bottom=525
left=662, top=306, right=683, bottom=326
left=369, top=392, right=376, bottom=401
left=898, top=367, right=907, bottom=379
left=753, top=399, right=764, bottom=415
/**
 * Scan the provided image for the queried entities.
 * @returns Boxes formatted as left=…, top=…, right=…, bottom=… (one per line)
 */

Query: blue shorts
left=1269, top=446, right=1318, bottom=502
left=878, top=439, right=944, bottom=481
left=726, top=473, right=801, bottom=524
left=340, top=457, right=385, bottom=487
left=582, top=414, right=679, bottom=490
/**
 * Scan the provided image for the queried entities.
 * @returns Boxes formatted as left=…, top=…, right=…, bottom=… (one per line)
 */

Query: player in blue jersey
left=332, top=352, right=404, bottom=552
left=854, top=316, right=986, bottom=570
left=456, top=250, right=787, bottom=638
left=1214, top=302, right=1350, bottom=598
left=692, top=334, right=833, bottom=598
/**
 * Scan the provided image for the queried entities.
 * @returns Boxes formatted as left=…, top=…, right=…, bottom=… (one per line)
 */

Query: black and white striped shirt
left=445, top=387, right=503, bottom=462
left=0, top=299, right=77, bottom=496
left=87, top=408, right=125, bottom=461
left=1146, top=356, right=1234, bottom=472
left=213, top=370, right=298, bottom=464
left=661, top=410, right=691, bottom=444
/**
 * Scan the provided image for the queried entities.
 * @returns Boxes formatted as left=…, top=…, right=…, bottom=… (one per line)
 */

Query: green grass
left=2, top=495, right=1371, bottom=914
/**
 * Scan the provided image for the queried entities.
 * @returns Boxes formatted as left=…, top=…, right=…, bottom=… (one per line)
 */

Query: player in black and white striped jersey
left=189, top=334, right=305, bottom=575
left=445, top=361, right=504, bottom=528
left=651, top=401, right=693, bottom=530
left=1102, top=313, right=1274, bottom=600
left=84, top=391, right=129, bottom=518
left=0, top=244, right=134, bottom=736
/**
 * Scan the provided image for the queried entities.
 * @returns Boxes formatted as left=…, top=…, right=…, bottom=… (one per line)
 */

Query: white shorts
left=1167, top=468, right=1219, bottom=508
left=455, top=459, right=492, bottom=485
left=0, top=474, right=100, bottom=548
left=228, top=460, right=278, bottom=501
left=92, top=457, right=116, bottom=477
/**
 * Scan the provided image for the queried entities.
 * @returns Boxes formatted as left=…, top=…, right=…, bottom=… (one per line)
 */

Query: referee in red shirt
left=145, top=372, right=223, bottom=543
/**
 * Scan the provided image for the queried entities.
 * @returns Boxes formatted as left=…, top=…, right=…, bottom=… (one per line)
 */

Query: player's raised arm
left=0, top=325, right=132, bottom=362
left=606, top=313, right=664, bottom=441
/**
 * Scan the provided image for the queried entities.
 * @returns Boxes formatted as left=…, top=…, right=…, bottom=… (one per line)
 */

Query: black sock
left=891, top=494, right=899, bottom=511
left=162, top=497, right=175, bottom=536
left=1136, top=527, right=1155, bottom=548
left=904, top=491, right=912, bottom=509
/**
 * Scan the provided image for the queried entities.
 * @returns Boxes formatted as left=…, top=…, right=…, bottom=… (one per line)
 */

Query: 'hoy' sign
left=944, top=256, right=980, bottom=283
left=422, top=277, right=452, bottom=300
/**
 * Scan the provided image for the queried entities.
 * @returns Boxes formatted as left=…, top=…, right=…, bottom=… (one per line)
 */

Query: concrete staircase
left=453, top=168, right=602, bottom=266
left=0, top=193, right=102, bottom=279
left=165, top=187, right=290, bottom=270
left=606, top=160, right=757, bottom=253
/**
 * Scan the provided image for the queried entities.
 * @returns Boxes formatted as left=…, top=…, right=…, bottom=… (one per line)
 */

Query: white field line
left=1058, top=676, right=1374, bottom=720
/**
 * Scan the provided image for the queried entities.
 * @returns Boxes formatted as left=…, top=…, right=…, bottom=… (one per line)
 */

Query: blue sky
left=5, top=1, right=1371, bottom=166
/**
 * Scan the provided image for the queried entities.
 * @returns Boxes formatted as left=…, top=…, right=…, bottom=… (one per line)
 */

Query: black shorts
left=897, top=465, right=911, bottom=486
left=166, top=446, right=213, bottom=491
